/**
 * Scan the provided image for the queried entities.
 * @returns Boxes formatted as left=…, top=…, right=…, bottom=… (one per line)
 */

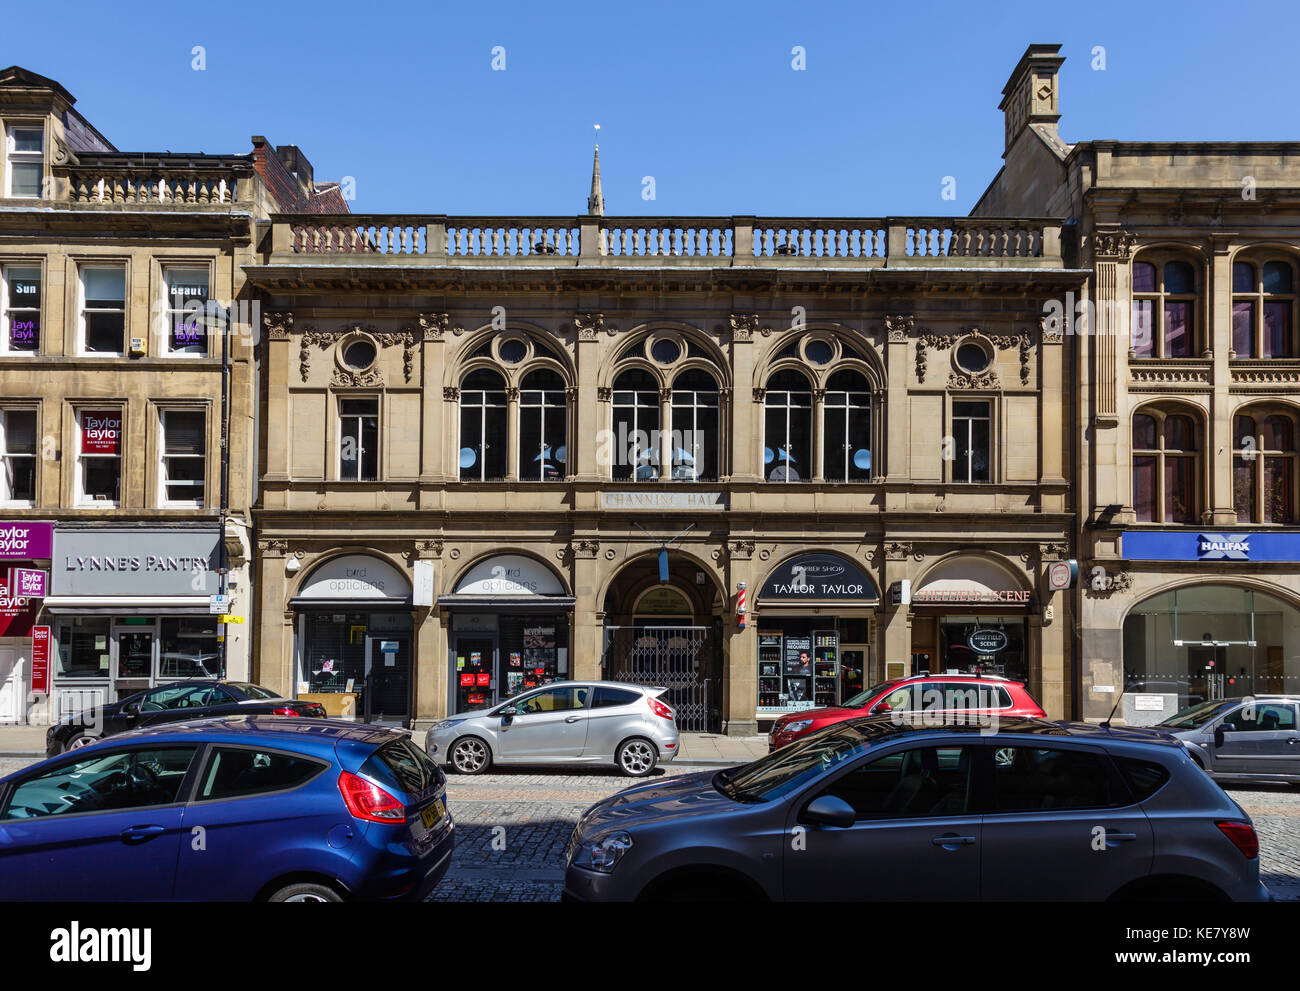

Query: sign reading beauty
left=0, top=522, right=53, bottom=560
left=759, top=553, right=879, bottom=602
left=81, top=411, right=122, bottom=455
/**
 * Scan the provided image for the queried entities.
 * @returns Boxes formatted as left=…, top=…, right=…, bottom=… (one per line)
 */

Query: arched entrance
left=600, top=552, right=723, bottom=732
left=292, top=553, right=413, bottom=725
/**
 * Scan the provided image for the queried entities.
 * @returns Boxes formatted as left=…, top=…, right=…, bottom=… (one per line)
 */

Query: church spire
left=587, top=125, right=604, bottom=216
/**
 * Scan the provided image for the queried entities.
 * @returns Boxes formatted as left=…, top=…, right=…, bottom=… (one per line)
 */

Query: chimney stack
left=999, top=44, right=1064, bottom=156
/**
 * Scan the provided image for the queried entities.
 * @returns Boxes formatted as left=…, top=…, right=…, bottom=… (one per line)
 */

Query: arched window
left=1232, top=258, right=1296, bottom=358
left=519, top=369, right=567, bottom=481
left=823, top=369, right=873, bottom=481
left=764, top=369, right=812, bottom=482
left=611, top=368, right=660, bottom=481
left=459, top=369, right=507, bottom=480
left=1234, top=411, right=1296, bottom=523
left=1132, top=256, right=1198, bottom=358
left=670, top=368, right=719, bottom=481
left=1132, top=408, right=1199, bottom=523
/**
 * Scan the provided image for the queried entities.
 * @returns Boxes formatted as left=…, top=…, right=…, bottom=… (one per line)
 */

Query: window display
left=758, top=617, right=872, bottom=715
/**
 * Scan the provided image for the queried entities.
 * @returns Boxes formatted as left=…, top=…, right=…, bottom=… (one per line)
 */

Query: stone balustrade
left=58, top=159, right=249, bottom=206
left=269, top=215, right=1064, bottom=266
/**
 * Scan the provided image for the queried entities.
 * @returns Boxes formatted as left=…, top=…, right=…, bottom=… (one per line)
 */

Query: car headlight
left=429, top=719, right=464, bottom=733
left=784, top=719, right=814, bottom=734
left=570, top=831, right=634, bottom=873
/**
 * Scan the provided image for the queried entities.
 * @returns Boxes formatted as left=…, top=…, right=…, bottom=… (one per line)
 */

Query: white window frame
left=78, top=263, right=128, bottom=357
left=950, top=399, right=993, bottom=484
left=0, top=407, right=38, bottom=507
left=338, top=396, right=380, bottom=482
left=3, top=121, right=44, bottom=199
left=0, top=262, right=42, bottom=355
left=161, top=264, right=212, bottom=357
left=157, top=407, right=207, bottom=507
left=75, top=408, right=123, bottom=507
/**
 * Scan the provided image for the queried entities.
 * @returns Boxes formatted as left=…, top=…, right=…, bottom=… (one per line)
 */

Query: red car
left=767, top=674, right=1046, bottom=751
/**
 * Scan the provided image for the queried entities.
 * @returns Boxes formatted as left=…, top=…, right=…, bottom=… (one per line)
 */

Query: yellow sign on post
left=218, top=614, right=245, bottom=624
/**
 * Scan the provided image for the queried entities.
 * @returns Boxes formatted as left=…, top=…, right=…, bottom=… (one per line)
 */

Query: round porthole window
left=956, top=341, right=991, bottom=373
left=341, top=338, right=377, bottom=371
left=498, top=338, right=528, bottom=364
left=650, top=337, right=682, bottom=364
left=804, top=339, right=834, bottom=365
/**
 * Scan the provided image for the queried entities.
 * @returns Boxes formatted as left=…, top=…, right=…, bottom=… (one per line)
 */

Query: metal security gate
left=602, top=625, right=720, bottom=732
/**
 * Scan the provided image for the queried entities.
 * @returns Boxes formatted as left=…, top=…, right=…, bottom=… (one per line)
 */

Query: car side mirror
left=869, top=702, right=892, bottom=715
left=801, top=795, right=856, bottom=829
left=500, top=706, right=517, bottom=723
left=123, top=701, right=140, bottom=717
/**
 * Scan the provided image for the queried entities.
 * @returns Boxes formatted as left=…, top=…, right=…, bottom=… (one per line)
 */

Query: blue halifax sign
left=1122, top=530, right=1300, bottom=563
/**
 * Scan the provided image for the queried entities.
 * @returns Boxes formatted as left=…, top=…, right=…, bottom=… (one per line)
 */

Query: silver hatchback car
left=1160, top=696, right=1300, bottom=785
left=425, top=681, right=680, bottom=777
left=564, top=716, right=1270, bottom=902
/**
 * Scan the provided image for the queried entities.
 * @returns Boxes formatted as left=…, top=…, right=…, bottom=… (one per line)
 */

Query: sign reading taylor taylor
left=759, top=553, right=879, bottom=602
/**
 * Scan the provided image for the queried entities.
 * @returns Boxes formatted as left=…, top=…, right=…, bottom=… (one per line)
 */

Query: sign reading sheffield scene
left=759, top=553, right=878, bottom=601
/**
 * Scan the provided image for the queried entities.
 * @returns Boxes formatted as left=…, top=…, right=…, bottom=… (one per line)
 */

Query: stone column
left=263, top=313, right=294, bottom=483
left=572, top=540, right=603, bottom=681
left=1091, top=233, right=1136, bottom=519
left=574, top=314, right=604, bottom=480
left=413, top=539, right=444, bottom=727
left=419, top=314, right=449, bottom=486
left=256, top=540, right=291, bottom=696
left=724, top=540, right=757, bottom=736
left=1209, top=239, right=1237, bottom=524
left=812, top=389, right=826, bottom=481
left=1038, top=329, right=1066, bottom=513
left=506, top=387, right=520, bottom=481
left=884, top=316, right=912, bottom=510
left=729, top=315, right=759, bottom=483
left=883, top=541, right=914, bottom=675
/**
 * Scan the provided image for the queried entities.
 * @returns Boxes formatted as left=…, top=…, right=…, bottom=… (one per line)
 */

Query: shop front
left=291, top=553, right=414, bottom=725
left=753, top=552, right=879, bottom=723
left=0, top=521, right=52, bottom=723
left=437, top=554, right=575, bottom=714
left=909, top=556, right=1033, bottom=686
left=44, top=526, right=222, bottom=722
left=1114, top=530, right=1300, bottom=715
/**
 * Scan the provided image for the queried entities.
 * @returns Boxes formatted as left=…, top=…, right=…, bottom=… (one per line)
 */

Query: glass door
left=364, top=634, right=411, bottom=726
left=454, top=635, right=497, bottom=712
left=113, top=623, right=156, bottom=696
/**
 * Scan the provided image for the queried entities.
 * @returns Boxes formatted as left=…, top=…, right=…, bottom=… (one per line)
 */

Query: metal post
left=217, top=303, right=231, bottom=676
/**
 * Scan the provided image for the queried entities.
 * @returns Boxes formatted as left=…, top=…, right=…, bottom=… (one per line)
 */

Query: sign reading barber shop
left=759, top=553, right=879, bottom=602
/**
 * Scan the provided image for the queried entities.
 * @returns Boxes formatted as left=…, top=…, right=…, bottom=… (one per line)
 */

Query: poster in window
left=475, top=672, right=490, bottom=686
left=784, top=636, right=812, bottom=675
left=507, top=672, right=524, bottom=694
left=459, top=673, right=474, bottom=687
left=80, top=411, right=121, bottom=455
left=509, top=652, right=522, bottom=667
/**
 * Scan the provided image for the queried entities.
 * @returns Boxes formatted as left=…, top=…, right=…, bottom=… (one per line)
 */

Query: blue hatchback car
left=0, top=716, right=454, bottom=901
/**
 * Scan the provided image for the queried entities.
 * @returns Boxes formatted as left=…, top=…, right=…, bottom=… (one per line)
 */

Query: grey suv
left=425, top=681, right=679, bottom=777
left=564, top=716, right=1269, bottom=901
left=1160, top=696, right=1300, bottom=785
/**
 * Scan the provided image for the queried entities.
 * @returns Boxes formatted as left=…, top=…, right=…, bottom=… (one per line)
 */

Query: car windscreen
left=1160, top=699, right=1236, bottom=729
left=721, top=723, right=881, bottom=803
left=841, top=681, right=901, bottom=708
left=225, top=683, right=278, bottom=700
left=361, top=737, right=442, bottom=798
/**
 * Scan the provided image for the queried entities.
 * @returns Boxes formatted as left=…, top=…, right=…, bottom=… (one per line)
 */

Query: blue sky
left=6, top=0, right=1296, bottom=216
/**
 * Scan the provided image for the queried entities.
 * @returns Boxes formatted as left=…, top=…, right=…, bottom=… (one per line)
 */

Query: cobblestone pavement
left=1, top=754, right=1295, bottom=903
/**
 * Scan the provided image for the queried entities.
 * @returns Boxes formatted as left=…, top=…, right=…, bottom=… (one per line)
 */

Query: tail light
left=270, top=707, right=298, bottom=716
left=648, top=696, right=674, bottom=720
left=1215, top=821, right=1259, bottom=859
left=338, top=771, right=405, bottom=823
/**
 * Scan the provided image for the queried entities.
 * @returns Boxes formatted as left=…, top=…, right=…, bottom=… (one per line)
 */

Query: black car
left=45, top=681, right=326, bottom=755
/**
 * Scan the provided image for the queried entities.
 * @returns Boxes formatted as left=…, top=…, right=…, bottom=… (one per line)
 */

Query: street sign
left=217, top=614, right=244, bottom=624
left=209, top=594, right=229, bottom=615
left=968, top=628, right=1009, bottom=654
left=1047, top=559, right=1078, bottom=591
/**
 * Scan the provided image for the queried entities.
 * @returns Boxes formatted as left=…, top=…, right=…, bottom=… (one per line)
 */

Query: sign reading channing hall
left=601, top=491, right=727, bottom=511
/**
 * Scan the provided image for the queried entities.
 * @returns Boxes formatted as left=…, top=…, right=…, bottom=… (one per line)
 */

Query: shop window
left=159, top=617, right=220, bottom=678
left=611, top=368, right=660, bottom=481
left=764, top=369, right=812, bottom=482
left=163, top=266, right=210, bottom=355
left=1123, top=584, right=1297, bottom=706
left=459, top=369, right=507, bottom=480
left=1132, top=407, right=1200, bottom=524
left=339, top=397, right=379, bottom=481
left=1, top=263, right=40, bottom=353
left=951, top=400, right=991, bottom=483
left=1131, top=255, right=1198, bottom=358
left=1234, top=412, right=1296, bottom=524
left=0, top=408, right=36, bottom=505
left=3, top=124, right=43, bottom=199
left=55, top=617, right=112, bottom=678
left=823, top=369, right=872, bottom=482
left=670, top=368, right=719, bottom=481
left=79, top=265, right=127, bottom=355
left=937, top=617, right=1027, bottom=682
left=76, top=408, right=122, bottom=506
left=1232, top=258, right=1295, bottom=358
left=159, top=408, right=206, bottom=506
left=519, top=368, right=567, bottom=481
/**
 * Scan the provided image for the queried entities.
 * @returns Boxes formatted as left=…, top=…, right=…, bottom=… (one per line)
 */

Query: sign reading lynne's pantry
left=80, top=411, right=122, bottom=455
left=52, top=527, right=220, bottom=596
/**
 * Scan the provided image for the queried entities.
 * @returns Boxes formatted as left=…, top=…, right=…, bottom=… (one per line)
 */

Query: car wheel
left=63, top=730, right=98, bottom=752
left=450, top=736, right=492, bottom=775
left=267, top=882, right=343, bottom=903
left=617, top=738, right=658, bottom=777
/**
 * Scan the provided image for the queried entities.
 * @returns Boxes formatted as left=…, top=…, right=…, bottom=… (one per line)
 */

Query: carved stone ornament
left=983, top=329, right=1034, bottom=385
left=1039, top=542, right=1069, bottom=561
left=885, top=541, right=912, bottom=561
left=573, top=539, right=601, bottom=559
left=1093, top=230, right=1137, bottom=259
left=729, top=539, right=756, bottom=560
left=419, top=312, right=451, bottom=342
left=443, top=386, right=460, bottom=401
left=597, top=386, right=612, bottom=402
left=947, top=369, right=1002, bottom=390
left=915, top=331, right=951, bottom=383
left=332, top=367, right=384, bottom=388
left=50, top=134, right=77, bottom=167
left=264, top=311, right=294, bottom=340
left=415, top=539, right=444, bottom=557
left=660, top=388, right=674, bottom=402
left=372, top=330, right=418, bottom=382
left=299, top=329, right=340, bottom=382
left=730, top=313, right=759, bottom=342
left=505, top=386, right=520, bottom=401
left=575, top=313, right=605, bottom=341
left=259, top=539, right=289, bottom=555
left=753, top=387, right=767, bottom=402
left=1085, top=569, right=1134, bottom=598
left=885, top=314, right=914, bottom=343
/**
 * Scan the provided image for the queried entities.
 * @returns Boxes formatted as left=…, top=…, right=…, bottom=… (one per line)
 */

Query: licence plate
left=420, top=799, right=445, bottom=829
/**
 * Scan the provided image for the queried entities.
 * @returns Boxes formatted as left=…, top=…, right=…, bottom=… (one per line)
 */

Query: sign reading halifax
left=1122, top=530, right=1300, bottom=563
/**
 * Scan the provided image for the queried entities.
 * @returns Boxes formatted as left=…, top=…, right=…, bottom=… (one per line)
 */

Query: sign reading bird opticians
left=758, top=553, right=879, bottom=602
